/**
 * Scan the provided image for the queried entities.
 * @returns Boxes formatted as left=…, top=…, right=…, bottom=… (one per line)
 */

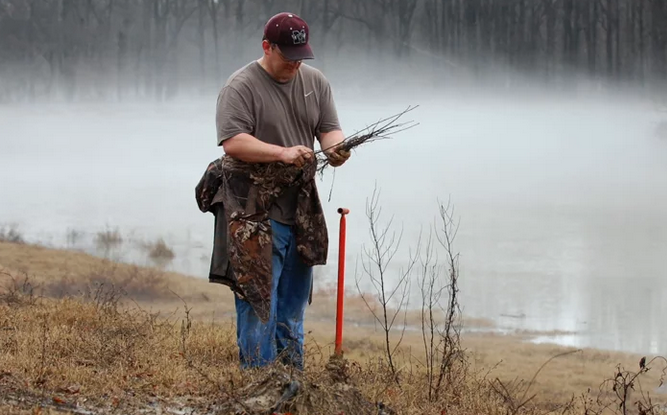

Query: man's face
left=263, top=41, right=302, bottom=82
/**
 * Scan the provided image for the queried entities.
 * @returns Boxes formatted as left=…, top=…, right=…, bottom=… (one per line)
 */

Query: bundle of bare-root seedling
left=314, top=105, right=419, bottom=175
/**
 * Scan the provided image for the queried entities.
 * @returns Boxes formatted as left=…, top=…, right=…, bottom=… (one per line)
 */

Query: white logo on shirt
left=304, top=91, right=313, bottom=98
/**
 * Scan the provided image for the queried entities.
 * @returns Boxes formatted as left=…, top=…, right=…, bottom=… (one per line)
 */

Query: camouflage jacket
left=195, top=156, right=328, bottom=323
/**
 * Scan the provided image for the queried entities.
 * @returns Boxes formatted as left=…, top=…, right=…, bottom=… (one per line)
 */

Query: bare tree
left=355, top=184, right=418, bottom=382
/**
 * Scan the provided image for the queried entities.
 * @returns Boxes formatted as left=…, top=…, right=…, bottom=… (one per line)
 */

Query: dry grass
left=0, top=285, right=503, bottom=415
left=0, top=289, right=240, bottom=413
left=305, top=323, right=667, bottom=412
left=2, top=241, right=667, bottom=414
left=0, top=241, right=233, bottom=320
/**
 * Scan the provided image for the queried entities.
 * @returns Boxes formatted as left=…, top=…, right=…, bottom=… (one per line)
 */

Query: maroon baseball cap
left=263, top=12, right=314, bottom=61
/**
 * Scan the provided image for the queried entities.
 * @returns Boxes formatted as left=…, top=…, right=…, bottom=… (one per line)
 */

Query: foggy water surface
left=2, top=89, right=667, bottom=356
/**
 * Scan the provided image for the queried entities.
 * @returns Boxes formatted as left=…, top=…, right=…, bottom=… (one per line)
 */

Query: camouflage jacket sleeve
left=194, top=158, right=224, bottom=213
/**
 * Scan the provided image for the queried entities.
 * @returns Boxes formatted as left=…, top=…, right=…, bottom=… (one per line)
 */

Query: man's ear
left=261, top=40, right=272, bottom=55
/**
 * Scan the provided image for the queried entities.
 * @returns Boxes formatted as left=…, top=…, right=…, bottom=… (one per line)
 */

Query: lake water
left=2, top=86, right=667, bottom=356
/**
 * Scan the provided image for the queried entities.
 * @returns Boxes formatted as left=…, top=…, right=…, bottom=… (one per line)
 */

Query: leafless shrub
left=434, top=198, right=467, bottom=396
left=419, top=227, right=443, bottom=401
left=82, top=280, right=127, bottom=314
left=354, top=184, right=418, bottom=382
left=0, top=223, right=25, bottom=244
left=65, top=228, right=83, bottom=248
left=583, top=356, right=667, bottom=415
left=143, top=237, right=176, bottom=268
left=417, top=197, right=468, bottom=402
left=0, top=271, right=39, bottom=306
left=94, top=226, right=123, bottom=257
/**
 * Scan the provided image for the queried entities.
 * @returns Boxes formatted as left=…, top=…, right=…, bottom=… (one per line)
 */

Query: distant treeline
left=1, top=0, right=666, bottom=102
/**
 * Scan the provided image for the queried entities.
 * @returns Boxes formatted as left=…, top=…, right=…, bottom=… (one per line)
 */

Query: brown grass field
left=1, top=240, right=666, bottom=414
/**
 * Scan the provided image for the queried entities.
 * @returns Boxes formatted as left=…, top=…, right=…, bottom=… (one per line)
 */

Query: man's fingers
left=333, top=147, right=350, bottom=158
left=298, top=147, right=313, bottom=163
left=284, top=146, right=314, bottom=167
left=328, top=156, right=342, bottom=167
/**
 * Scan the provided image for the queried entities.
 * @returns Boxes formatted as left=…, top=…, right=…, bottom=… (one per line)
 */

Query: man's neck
left=257, top=56, right=268, bottom=72
left=257, top=57, right=277, bottom=80
left=257, top=57, right=292, bottom=84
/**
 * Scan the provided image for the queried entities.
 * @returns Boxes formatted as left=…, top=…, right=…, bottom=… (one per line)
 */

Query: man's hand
left=325, top=146, right=351, bottom=167
left=319, top=130, right=350, bottom=168
left=279, top=145, right=314, bottom=167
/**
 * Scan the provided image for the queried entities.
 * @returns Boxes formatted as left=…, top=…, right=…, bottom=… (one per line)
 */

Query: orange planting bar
left=335, top=207, right=349, bottom=355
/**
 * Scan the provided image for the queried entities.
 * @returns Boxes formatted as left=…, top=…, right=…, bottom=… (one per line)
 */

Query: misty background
left=1, top=0, right=667, bottom=357
left=2, top=0, right=667, bottom=101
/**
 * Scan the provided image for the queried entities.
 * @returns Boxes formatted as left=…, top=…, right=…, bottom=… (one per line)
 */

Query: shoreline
left=0, top=239, right=647, bottom=362
left=0, top=239, right=645, bottom=358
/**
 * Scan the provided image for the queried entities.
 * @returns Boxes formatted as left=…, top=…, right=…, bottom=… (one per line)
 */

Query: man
left=210, top=12, right=350, bottom=370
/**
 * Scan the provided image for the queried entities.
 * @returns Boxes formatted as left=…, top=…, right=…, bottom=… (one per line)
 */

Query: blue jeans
left=234, top=219, right=313, bottom=370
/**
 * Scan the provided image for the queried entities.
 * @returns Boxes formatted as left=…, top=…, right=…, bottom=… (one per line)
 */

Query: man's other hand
left=280, top=145, right=314, bottom=167
left=325, top=146, right=350, bottom=167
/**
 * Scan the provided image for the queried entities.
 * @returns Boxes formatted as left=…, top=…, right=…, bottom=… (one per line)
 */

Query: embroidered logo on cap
left=292, top=29, right=306, bottom=44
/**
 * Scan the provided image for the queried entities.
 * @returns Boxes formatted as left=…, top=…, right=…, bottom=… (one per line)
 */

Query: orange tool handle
left=335, top=207, right=349, bottom=355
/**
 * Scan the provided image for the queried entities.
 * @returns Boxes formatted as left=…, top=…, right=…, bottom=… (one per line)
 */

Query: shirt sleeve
left=316, top=79, right=342, bottom=136
left=215, top=86, right=255, bottom=146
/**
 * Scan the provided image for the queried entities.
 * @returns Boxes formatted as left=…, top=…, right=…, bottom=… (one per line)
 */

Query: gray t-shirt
left=215, top=61, right=341, bottom=224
